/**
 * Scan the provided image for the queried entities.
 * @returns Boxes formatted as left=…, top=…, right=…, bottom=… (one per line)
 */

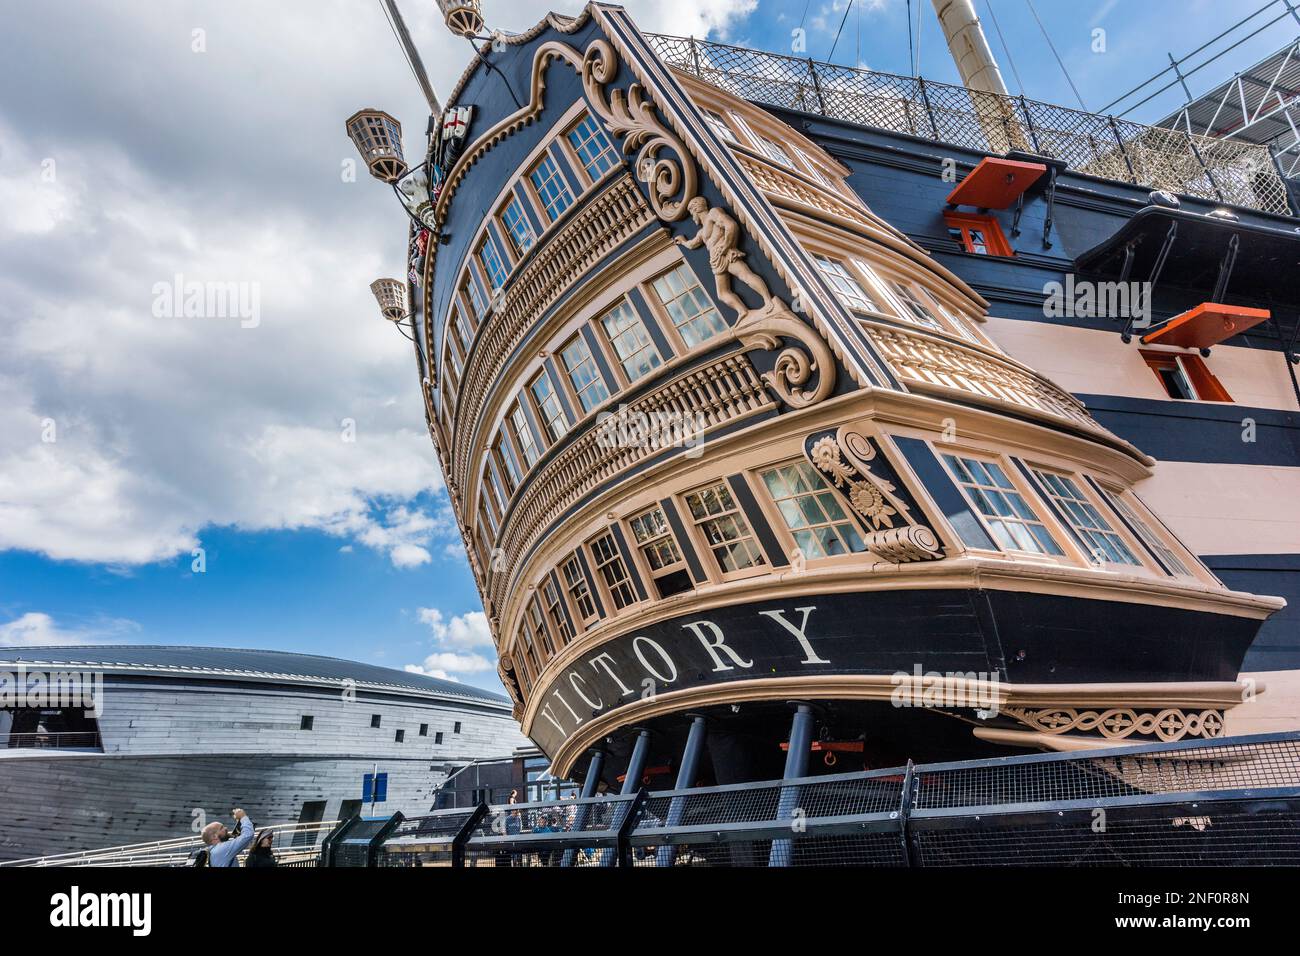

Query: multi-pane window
left=529, top=370, right=568, bottom=443
left=526, top=596, right=555, bottom=658
left=888, top=280, right=946, bottom=332
left=703, top=109, right=738, bottom=144
left=464, top=275, right=488, bottom=322
left=683, top=482, right=766, bottom=573
left=629, top=507, right=682, bottom=571
left=559, top=334, right=610, bottom=414
left=561, top=553, right=597, bottom=622
left=1034, top=471, right=1141, bottom=566
left=501, top=194, right=535, bottom=257
left=452, top=300, right=474, bottom=355
left=760, top=461, right=867, bottom=559
left=442, top=341, right=462, bottom=393
left=566, top=113, right=618, bottom=180
left=1100, top=488, right=1191, bottom=576
left=493, top=432, right=521, bottom=494
left=479, top=498, right=498, bottom=539
left=942, top=454, right=1063, bottom=556
left=542, top=577, right=574, bottom=645
left=529, top=153, right=574, bottom=222
left=813, top=255, right=881, bottom=314
left=600, top=300, right=662, bottom=383
left=794, top=147, right=834, bottom=188
left=478, top=234, right=508, bottom=291
left=589, top=532, right=636, bottom=610
left=630, top=505, right=693, bottom=598
left=508, top=402, right=539, bottom=468
left=758, top=136, right=796, bottom=169
left=651, top=264, right=727, bottom=348
left=485, top=461, right=510, bottom=522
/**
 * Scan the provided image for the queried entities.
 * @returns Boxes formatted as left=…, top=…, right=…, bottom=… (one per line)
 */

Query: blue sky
left=2, top=0, right=1296, bottom=696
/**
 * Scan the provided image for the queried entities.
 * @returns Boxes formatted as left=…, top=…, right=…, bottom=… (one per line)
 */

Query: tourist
left=244, top=829, right=278, bottom=868
left=201, top=808, right=255, bottom=867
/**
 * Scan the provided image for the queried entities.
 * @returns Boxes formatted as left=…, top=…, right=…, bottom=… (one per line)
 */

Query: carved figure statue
left=675, top=196, right=771, bottom=320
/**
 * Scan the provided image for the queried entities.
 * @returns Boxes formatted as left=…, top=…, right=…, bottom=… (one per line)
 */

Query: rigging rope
left=1024, top=0, right=1088, bottom=110
left=828, top=0, right=856, bottom=62
left=984, top=0, right=1025, bottom=95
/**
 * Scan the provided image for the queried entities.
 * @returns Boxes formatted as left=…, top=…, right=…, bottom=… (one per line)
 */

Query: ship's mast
left=930, top=0, right=1029, bottom=152
left=930, top=0, right=1012, bottom=96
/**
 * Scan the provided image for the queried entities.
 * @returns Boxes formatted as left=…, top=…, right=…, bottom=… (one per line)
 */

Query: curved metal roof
left=0, top=645, right=509, bottom=707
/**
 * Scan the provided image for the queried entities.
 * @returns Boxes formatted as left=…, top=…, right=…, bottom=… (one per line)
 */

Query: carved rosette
left=1002, top=706, right=1226, bottom=743
left=804, top=427, right=943, bottom=561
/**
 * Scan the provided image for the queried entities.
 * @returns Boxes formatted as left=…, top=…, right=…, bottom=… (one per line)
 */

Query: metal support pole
left=601, top=730, right=651, bottom=866
left=656, top=716, right=709, bottom=867
left=603, top=733, right=655, bottom=868
left=1124, top=220, right=1177, bottom=342
left=560, top=749, right=604, bottom=867
left=767, top=703, right=815, bottom=867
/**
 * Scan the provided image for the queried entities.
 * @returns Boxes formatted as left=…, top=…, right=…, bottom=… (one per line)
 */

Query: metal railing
left=0, top=731, right=103, bottom=750
left=13, top=733, right=1299, bottom=866
left=644, top=33, right=1294, bottom=217
left=0, top=820, right=340, bottom=868
left=378, top=732, right=1300, bottom=867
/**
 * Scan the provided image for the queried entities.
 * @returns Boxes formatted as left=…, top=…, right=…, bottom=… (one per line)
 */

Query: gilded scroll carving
left=1002, top=705, right=1226, bottom=742
left=805, top=428, right=943, bottom=561
left=536, top=38, right=698, bottom=222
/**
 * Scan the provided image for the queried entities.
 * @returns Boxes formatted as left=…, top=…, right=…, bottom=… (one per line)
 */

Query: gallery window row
left=437, top=109, right=622, bottom=426
left=500, top=438, right=1198, bottom=699
left=471, top=260, right=733, bottom=551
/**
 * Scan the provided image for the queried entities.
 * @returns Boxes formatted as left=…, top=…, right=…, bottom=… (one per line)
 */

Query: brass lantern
left=437, top=0, right=484, bottom=38
left=346, top=109, right=407, bottom=183
left=370, top=278, right=409, bottom=322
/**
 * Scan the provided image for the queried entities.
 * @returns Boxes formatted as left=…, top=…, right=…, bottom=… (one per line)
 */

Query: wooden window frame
left=939, top=450, right=1069, bottom=560
left=1139, top=349, right=1233, bottom=402
left=757, top=459, right=869, bottom=561
left=681, top=479, right=768, bottom=580
left=1032, top=468, right=1143, bottom=569
left=587, top=531, right=637, bottom=612
left=646, top=262, right=728, bottom=351
left=597, top=297, right=665, bottom=386
left=943, top=211, right=1013, bottom=256
left=560, top=552, right=599, bottom=628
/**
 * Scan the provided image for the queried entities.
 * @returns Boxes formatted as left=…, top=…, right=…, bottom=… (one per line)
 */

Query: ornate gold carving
left=731, top=299, right=836, bottom=409
left=676, top=197, right=771, bottom=318
left=1003, top=705, right=1226, bottom=743
left=537, top=39, right=698, bottom=222
left=862, top=526, right=942, bottom=563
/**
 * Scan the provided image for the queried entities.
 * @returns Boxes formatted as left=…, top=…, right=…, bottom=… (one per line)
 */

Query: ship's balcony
left=647, top=33, right=1293, bottom=219
left=0, top=731, right=104, bottom=753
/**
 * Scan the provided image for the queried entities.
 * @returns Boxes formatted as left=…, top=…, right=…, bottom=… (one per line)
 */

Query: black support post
left=560, top=749, right=605, bottom=867
left=656, top=715, right=709, bottom=867
left=767, top=703, right=815, bottom=867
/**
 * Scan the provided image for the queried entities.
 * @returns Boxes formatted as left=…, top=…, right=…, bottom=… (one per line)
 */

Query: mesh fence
left=644, top=34, right=1292, bottom=216
left=361, top=734, right=1300, bottom=867
left=914, top=735, right=1300, bottom=809
left=912, top=809, right=1300, bottom=866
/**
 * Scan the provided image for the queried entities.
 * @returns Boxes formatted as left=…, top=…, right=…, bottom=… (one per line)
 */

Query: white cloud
left=0, top=612, right=139, bottom=647
left=417, top=608, right=493, bottom=649
left=406, top=651, right=494, bottom=677
left=0, top=0, right=756, bottom=572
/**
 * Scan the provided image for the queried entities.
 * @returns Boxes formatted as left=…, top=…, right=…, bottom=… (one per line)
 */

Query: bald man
left=201, top=808, right=255, bottom=867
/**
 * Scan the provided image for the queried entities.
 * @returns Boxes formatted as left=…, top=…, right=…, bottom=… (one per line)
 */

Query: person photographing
left=200, top=808, right=255, bottom=867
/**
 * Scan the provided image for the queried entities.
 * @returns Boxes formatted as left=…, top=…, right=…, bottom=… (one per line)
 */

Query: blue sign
left=362, top=772, right=388, bottom=803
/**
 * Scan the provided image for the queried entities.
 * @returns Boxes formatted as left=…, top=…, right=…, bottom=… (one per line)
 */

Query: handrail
left=645, top=32, right=1293, bottom=217
left=0, top=819, right=341, bottom=867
